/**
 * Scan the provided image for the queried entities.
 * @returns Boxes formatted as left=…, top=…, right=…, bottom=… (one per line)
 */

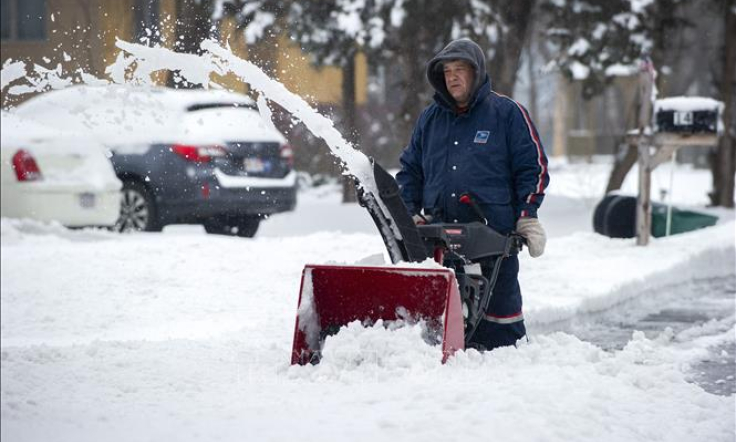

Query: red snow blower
left=290, top=162, right=524, bottom=365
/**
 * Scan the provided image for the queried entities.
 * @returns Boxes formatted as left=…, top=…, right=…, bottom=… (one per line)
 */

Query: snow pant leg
left=468, top=255, right=526, bottom=351
left=469, top=321, right=527, bottom=351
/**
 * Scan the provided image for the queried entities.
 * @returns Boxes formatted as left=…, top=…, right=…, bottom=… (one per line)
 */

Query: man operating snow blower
left=397, top=38, right=550, bottom=351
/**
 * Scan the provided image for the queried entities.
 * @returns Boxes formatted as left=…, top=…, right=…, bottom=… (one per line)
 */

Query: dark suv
left=17, top=86, right=297, bottom=237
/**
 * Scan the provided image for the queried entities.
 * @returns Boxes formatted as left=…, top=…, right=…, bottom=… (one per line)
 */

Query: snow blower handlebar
left=355, top=160, right=524, bottom=264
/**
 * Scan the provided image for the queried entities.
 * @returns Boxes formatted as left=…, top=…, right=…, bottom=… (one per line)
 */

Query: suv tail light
left=280, top=143, right=294, bottom=168
left=11, top=149, right=43, bottom=181
left=172, top=144, right=227, bottom=163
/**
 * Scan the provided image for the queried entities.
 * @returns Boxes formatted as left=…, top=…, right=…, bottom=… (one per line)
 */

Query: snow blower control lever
left=459, top=192, right=488, bottom=225
left=291, top=161, right=524, bottom=365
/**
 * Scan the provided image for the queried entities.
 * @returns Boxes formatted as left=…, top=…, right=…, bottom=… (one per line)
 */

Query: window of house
left=1, top=0, right=47, bottom=41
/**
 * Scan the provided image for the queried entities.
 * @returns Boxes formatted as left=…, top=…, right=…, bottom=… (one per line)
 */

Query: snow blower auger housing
left=291, top=161, right=524, bottom=365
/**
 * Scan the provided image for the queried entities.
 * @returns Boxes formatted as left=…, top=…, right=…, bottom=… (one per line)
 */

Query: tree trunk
left=342, top=49, right=358, bottom=203
left=606, top=142, right=638, bottom=192
left=489, top=0, right=536, bottom=96
left=710, top=2, right=735, bottom=208
left=392, top=1, right=457, bottom=155
left=526, top=33, right=538, bottom=120
left=168, top=0, right=212, bottom=88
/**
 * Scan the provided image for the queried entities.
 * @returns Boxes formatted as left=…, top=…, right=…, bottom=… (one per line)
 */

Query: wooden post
left=636, top=142, right=652, bottom=245
left=630, top=134, right=717, bottom=245
left=635, top=59, right=655, bottom=246
left=552, top=74, right=569, bottom=158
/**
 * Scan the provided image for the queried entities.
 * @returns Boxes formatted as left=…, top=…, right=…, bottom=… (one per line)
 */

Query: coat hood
left=426, top=38, right=488, bottom=108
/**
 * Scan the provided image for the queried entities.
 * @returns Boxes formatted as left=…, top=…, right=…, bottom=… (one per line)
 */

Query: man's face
left=443, top=60, right=474, bottom=106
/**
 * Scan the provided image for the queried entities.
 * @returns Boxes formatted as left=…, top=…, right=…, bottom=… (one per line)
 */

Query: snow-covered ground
left=2, top=160, right=734, bottom=442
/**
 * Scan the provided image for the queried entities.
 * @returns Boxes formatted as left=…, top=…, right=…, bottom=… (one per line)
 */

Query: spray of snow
left=109, top=39, right=375, bottom=192
left=0, top=60, right=26, bottom=91
left=256, top=94, right=280, bottom=134
left=109, top=39, right=220, bottom=87
left=197, top=40, right=375, bottom=192
left=3, top=38, right=378, bottom=197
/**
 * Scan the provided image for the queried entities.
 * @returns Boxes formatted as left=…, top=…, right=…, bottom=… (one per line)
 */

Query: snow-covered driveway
left=2, top=173, right=735, bottom=442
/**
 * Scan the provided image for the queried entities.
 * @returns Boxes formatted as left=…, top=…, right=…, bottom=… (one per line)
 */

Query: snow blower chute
left=291, top=161, right=524, bottom=364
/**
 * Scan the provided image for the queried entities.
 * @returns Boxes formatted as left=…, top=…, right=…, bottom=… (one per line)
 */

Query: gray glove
left=412, top=214, right=433, bottom=225
left=516, top=217, right=546, bottom=258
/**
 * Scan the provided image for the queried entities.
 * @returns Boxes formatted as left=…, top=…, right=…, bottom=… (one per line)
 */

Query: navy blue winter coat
left=397, top=41, right=549, bottom=235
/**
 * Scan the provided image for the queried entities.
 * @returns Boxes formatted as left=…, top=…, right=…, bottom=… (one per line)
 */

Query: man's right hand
left=412, top=214, right=433, bottom=225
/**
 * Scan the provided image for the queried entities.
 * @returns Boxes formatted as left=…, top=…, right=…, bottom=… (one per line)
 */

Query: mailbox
left=654, top=97, right=722, bottom=134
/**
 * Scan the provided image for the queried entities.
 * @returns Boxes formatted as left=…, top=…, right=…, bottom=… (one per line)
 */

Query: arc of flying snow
left=111, top=38, right=376, bottom=194
left=199, top=39, right=376, bottom=194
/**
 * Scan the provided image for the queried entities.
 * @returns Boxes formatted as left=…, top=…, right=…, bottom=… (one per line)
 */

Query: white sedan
left=0, top=111, right=122, bottom=227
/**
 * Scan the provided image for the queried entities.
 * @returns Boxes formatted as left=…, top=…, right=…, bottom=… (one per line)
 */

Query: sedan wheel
left=115, top=182, right=160, bottom=232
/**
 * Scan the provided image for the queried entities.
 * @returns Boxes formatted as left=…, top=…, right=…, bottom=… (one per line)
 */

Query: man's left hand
left=516, top=217, right=546, bottom=258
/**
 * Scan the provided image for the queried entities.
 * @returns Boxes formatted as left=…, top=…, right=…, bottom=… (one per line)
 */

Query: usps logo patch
left=474, top=130, right=490, bottom=144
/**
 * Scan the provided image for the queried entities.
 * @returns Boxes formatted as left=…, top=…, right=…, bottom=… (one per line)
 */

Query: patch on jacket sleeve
left=473, top=130, right=490, bottom=144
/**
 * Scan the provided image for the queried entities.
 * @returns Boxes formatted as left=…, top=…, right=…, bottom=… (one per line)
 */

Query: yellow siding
left=99, top=0, right=134, bottom=71
left=215, top=17, right=250, bottom=94
left=159, top=0, right=178, bottom=50
left=355, top=51, right=367, bottom=105
left=275, top=37, right=367, bottom=105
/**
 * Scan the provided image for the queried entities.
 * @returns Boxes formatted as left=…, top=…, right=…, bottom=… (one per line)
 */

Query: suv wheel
left=204, top=215, right=260, bottom=238
left=116, top=181, right=161, bottom=232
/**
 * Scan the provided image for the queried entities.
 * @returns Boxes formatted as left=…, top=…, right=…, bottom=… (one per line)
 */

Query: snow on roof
left=654, top=96, right=724, bottom=113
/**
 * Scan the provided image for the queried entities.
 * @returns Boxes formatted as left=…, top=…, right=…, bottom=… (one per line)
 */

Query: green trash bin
left=651, top=203, right=719, bottom=238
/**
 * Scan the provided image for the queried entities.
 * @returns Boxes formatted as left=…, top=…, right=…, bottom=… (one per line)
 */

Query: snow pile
left=0, top=218, right=114, bottom=246
left=292, top=320, right=442, bottom=379
left=2, top=310, right=733, bottom=441
left=521, top=221, right=735, bottom=325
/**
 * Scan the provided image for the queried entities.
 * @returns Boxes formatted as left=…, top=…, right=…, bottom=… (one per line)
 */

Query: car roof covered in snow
left=181, top=107, right=286, bottom=144
left=1, top=111, right=82, bottom=147
left=18, top=84, right=255, bottom=112
left=14, top=85, right=265, bottom=146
